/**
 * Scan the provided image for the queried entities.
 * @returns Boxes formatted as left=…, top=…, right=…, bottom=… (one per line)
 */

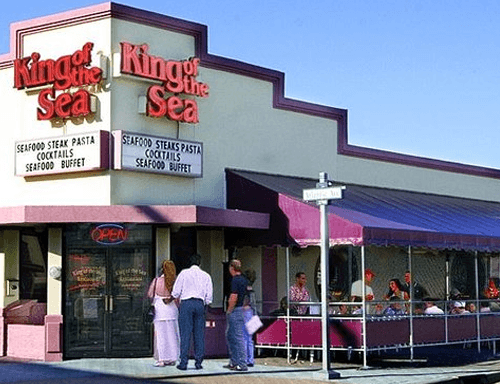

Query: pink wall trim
left=261, top=248, right=278, bottom=315
left=0, top=316, right=4, bottom=356
left=7, top=324, right=45, bottom=360
left=1, top=2, right=498, bottom=180
left=45, top=315, right=63, bottom=361
left=0, top=205, right=269, bottom=229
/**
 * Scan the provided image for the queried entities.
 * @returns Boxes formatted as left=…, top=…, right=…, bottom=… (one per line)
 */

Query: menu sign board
left=15, top=131, right=109, bottom=177
left=113, top=130, right=202, bottom=178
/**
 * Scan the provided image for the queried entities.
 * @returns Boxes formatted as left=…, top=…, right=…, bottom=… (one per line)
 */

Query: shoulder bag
left=245, top=290, right=263, bottom=335
left=144, top=278, right=157, bottom=323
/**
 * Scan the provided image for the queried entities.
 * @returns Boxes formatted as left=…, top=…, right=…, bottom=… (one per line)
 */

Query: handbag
left=245, top=313, right=263, bottom=335
left=144, top=278, right=157, bottom=323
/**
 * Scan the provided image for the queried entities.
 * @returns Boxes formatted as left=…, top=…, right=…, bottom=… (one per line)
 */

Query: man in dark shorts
left=223, top=259, right=249, bottom=371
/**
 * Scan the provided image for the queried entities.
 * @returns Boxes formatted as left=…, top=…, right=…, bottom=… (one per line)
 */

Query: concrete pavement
left=3, top=351, right=500, bottom=383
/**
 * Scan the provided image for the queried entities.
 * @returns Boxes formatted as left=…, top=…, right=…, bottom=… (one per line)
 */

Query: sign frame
left=14, top=130, right=109, bottom=177
left=113, top=130, right=203, bottom=178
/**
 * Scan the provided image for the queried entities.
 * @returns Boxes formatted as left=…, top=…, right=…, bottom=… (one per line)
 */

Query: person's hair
left=295, top=272, right=306, bottom=279
left=230, top=259, right=242, bottom=272
left=243, top=269, right=256, bottom=285
left=280, top=296, right=288, bottom=309
left=162, top=260, right=176, bottom=292
left=389, top=278, right=403, bottom=291
left=189, top=254, right=201, bottom=267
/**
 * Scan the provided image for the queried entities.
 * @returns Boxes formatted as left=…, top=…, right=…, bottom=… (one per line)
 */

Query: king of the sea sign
left=113, top=130, right=202, bottom=177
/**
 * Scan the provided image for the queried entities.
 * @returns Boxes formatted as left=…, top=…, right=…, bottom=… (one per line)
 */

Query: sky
left=1, top=1, right=499, bottom=170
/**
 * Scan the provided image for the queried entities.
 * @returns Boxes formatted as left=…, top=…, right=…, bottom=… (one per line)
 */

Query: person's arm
left=171, top=273, right=183, bottom=300
left=205, top=275, right=213, bottom=306
left=147, top=278, right=157, bottom=299
left=227, top=293, right=238, bottom=314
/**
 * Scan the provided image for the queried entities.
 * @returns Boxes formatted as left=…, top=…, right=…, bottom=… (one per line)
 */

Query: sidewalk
left=30, top=355, right=500, bottom=384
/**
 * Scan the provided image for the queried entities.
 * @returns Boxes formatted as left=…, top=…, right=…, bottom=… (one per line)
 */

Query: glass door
left=64, top=224, right=153, bottom=358
left=65, top=249, right=108, bottom=356
left=108, top=247, right=152, bottom=354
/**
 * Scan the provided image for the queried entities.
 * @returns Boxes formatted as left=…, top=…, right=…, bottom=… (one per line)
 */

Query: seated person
left=479, top=300, right=491, bottom=313
left=450, top=301, right=470, bottom=315
left=382, top=296, right=405, bottom=316
left=466, top=302, right=476, bottom=313
left=413, top=303, right=425, bottom=315
left=424, top=298, right=444, bottom=315
left=351, top=297, right=363, bottom=315
left=332, top=300, right=349, bottom=315
left=270, top=296, right=298, bottom=317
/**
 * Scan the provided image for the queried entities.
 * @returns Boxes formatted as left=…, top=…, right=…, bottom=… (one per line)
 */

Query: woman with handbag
left=147, top=260, right=179, bottom=367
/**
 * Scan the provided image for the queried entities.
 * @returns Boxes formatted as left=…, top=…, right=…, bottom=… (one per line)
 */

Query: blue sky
left=2, top=1, right=499, bottom=169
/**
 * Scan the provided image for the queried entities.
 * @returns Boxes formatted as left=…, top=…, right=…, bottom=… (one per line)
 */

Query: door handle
left=109, top=296, right=114, bottom=313
left=104, top=295, right=109, bottom=312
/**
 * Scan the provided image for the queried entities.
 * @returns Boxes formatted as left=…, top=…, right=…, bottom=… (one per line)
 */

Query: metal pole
left=361, top=245, right=368, bottom=369
left=475, top=251, right=481, bottom=353
left=286, top=247, right=291, bottom=365
left=445, top=255, right=449, bottom=343
left=319, top=173, right=331, bottom=373
left=408, top=246, right=414, bottom=361
left=306, top=172, right=342, bottom=380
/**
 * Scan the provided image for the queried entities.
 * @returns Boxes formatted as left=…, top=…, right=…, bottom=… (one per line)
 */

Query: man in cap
left=350, top=268, right=376, bottom=302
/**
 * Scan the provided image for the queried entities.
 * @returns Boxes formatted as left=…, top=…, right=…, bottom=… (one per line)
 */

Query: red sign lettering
left=120, top=42, right=209, bottom=124
left=90, top=224, right=129, bottom=245
left=14, top=43, right=102, bottom=120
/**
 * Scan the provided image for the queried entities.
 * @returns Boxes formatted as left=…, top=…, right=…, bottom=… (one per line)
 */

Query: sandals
left=154, top=360, right=176, bottom=367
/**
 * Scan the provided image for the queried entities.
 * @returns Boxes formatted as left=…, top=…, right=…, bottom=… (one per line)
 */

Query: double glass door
left=64, top=225, right=153, bottom=358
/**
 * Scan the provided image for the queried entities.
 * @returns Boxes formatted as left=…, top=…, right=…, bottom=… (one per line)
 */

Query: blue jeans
left=178, top=298, right=205, bottom=368
left=226, top=307, right=247, bottom=368
left=243, top=308, right=254, bottom=365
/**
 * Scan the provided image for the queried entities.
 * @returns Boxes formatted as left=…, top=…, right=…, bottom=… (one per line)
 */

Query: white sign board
left=15, top=131, right=109, bottom=177
left=303, top=186, right=344, bottom=201
left=113, top=131, right=202, bottom=178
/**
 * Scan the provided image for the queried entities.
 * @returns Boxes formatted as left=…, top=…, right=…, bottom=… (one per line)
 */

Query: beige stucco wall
left=337, top=155, right=500, bottom=202
left=107, top=19, right=338, bottom=207
left=197, top=230, right=226, bottom=307
left=47, top=228, right=62, bottom=315
left=0, top=19, right=112, bottom=207
left=2, top=11, right=500, bottom=209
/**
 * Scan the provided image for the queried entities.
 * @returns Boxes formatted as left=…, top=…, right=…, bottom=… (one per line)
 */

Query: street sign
left=303, top=186, right=345, bottom=202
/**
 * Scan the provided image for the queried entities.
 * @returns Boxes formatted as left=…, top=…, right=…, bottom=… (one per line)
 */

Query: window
left=20, top=229, right=47, bottom=302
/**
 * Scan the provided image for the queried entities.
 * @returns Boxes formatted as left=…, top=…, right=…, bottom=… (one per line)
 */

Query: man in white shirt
left=424, top=299, right=444, bottom=315
left=171, top=254, right=213, bottom=370
left=350, top=268, right=375, bottom=301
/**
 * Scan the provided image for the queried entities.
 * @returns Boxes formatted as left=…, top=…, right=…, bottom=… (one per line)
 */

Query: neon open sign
left=90, top=224, right=129, bottom=245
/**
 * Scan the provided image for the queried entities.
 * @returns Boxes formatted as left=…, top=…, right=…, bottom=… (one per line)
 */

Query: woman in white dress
left=148, top=260, right=180, bottom=367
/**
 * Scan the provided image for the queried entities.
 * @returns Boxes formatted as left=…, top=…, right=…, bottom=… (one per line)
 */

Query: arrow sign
left=303, top=186, right=345, bottom=201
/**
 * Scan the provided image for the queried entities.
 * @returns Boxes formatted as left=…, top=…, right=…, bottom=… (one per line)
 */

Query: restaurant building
left=1, top=2, right=500, bottom=362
